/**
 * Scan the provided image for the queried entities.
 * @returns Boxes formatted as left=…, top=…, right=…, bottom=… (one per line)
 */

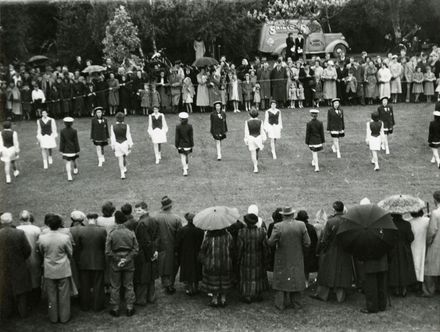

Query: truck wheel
left=333, top=44, right=347, bottom=57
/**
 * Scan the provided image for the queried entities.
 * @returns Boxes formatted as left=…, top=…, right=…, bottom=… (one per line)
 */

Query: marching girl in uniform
left=90, top=107, right=110, bottom=167
left=264, top=100, right=282, bottom=160
left=305, top=109, right=325, bottom=172
left=36, top=110, right=58, bottom=169
left=428, top=110, right=440, bottom=168
left=210, top=101, right=228, bottom=161
left=327, top=98, right=345, bottom=159
left=377, top=96, right=395, bottom=155
left=110, top=112, right=133, bottom=179
left=148, top=106, right=168, bottom=164
left=244, top=108, right=267, bottom=173
left=365, top=112, right=385, bottom=171
left=59, top=117, right=80, bottom=181
left=175, top=112, right=194, bottom=176
left=0, top=121, right=20, bottom=183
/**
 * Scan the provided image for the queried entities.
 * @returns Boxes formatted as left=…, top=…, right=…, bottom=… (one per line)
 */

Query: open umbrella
left=192, top=57, right=218, bottom=68
left=27, top=55, right=49, bottom=64
left=337, top=204, right=398, bottom=260
left=193, top=206, right=240, bottom=231
left=82, top=65, right=106, bottom=74
left=378, top=194, right=426, bottom=214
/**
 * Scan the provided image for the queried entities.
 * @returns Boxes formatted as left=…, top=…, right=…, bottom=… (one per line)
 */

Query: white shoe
left=385, top=150, right=390, bottom=155
left=272, top=152, right=277, bottom=160
left=13, top=170, right=19, bottom=177
left=314, top=166, right=320, bottom=172
left=371, top=159, right=375, bottom=164
left=6, top=175, right=11, bottom=183
left=430, top=157, right=435, bottom=163
left=48, top=156, right=53, bottom=165
left=98, top=160, right=103, bottom=167
left=253, top=166, right=259, bottom=173
left=121, top=172, right=126, bottom=179
left=67, top=173, right=73, bottom=181
left=331, top=145, right=336, bottom=153
left=43, top=160, right=48, bottom=169
left=155, top=159, right=159, bottom=164
left=374, top=165, right=380, bottom=171
left=73, top=168, right=79, bottom=175
left=183, top=169, right=188, bottom=176
left=337, top=151, right=341, bottom=159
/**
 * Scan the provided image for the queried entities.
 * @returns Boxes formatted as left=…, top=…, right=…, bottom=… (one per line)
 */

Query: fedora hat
left=279, top=206, right=295, bottom=216
left=161, top=196, right=173, bottom=210
left=244, top=213, right=259, bottom=225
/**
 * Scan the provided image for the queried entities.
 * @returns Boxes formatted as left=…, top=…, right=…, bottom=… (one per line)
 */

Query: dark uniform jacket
left=327, top=107, right=345, bottom=132
left=105, top=224, right=139, bottom=271
left=60, top=127, right=80, bottom=154
left=305, top=118, right=325, bottom=145
left=175, top=123, right=194, bottom=148
left=90, top=117, right=109, bottom=142
left=377, top=105, right=395, bottom=131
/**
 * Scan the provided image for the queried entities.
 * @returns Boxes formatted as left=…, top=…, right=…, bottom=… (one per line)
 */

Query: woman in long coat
left=377, top=63, right=392, bottom=100
left=175, top=213, right=204, bottom=295
left=196, top=68, right=210, bottom=113
left=408, top=210, right=429, bottom=284
left=388, top=213, right=417, bottom=296
left=364, top=61, right=378, bottom=104
left=199, top=228, right=233, bottom=307
left=119, top=75, right=131, bottom=115
left=208, top=70, right=222, bottom=107
left=107, top=73, right=119, bottom=115
left=237, top=213, right=269, bottom=303
left=257, top=62, right=271, bottom=110
left=322, top=61, right=338, bottom=105
left=270, top=61, right=288, bottom=106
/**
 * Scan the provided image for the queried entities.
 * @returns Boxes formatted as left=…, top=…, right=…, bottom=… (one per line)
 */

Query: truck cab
left=258, top=19, right=349, bottom=57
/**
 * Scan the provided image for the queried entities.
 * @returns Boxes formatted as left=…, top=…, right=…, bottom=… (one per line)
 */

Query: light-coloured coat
left=425, top=207, right=440, bottom=276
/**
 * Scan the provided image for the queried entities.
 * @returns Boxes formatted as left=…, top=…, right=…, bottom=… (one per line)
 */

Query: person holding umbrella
left=210, top=101, right=228, bottom=161
left=268, top=206, right=311, bottom=310
left=195, top=206, right=238, bottom=307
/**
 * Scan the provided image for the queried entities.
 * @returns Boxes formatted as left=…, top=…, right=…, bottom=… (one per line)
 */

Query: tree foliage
left=102, top=5, right=141, bottom=65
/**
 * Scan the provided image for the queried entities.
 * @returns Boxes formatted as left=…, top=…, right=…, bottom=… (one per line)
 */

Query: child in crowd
left=140, top=83, right=152, bottom=115
left=151, top=84, right=161, bottom=111
left=182, top=77, right=195, bottom=114
left=424, top=66, right=436, bottom=103
left=297, top=81, right=305, bottom=108
left=288, top=81, right=298, bottom=109
left=253, top=82, right=261, bottom=110
left=345, top=71, right=358, bottom=105
left=313, top=77, right=323, bottom=107
left=219, top=75, right=228, bottom=111
left=412, top=67, right=424, bottom=102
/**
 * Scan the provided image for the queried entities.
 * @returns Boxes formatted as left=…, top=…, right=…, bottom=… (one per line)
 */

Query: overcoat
left=317, top=213, right=353, bottom=288
left=17, top=224, right=42, bottom=289
left=210, top=110, right=228, bottom=140
left=388, top=215, right=417, bottom=287
left=327, top=107, right=345, bottom=132
left=107, top=78, right=119, bottom=106
left=76, top=224, right=107, bottom=271
left=268, top=219, right=311, bottom=292
left=257, top=68, right=271, bottom=100
left=176, top=223, right=204, bottom=283
left=270, top=66, right=288, bottom=103
left=134, top=214, right=160, bottom=284
left=0, top=225, right=32, bottom=297
left=119, top=79, right=132, bottom=109
left=151, top=210, right=183, bottom=277
left=424, top=207, right=440, bottom=276
left=377, top=105, right=395, bottom=133
left=305, top=118, right=325, bottom=145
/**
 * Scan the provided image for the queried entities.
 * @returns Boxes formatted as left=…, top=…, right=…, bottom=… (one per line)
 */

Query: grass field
left=1, top=102, right=440, bottom=331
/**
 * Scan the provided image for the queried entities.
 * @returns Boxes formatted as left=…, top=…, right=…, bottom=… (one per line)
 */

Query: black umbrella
left=337, top=204, right=398, bottom=260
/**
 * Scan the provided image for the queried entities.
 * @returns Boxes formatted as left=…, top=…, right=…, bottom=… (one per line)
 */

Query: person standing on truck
left=286, top=33, right=295, bottom=61
left=295, top=33, right=305, bottom=61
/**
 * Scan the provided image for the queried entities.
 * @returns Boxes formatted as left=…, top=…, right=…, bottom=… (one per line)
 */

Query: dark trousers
left=134, top=282, right=156, bottom=305
left=109, top=269, right=135, bottom=310
left=79, top=270, right=105, bottom=311
left=363, top=272, right=387, bottom=313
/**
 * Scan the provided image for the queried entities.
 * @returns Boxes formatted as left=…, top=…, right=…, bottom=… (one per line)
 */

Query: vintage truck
left=258, top=19, right=349, bottom=57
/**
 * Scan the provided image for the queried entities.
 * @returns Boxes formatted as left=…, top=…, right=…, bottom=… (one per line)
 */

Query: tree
left=102, top=5, right=141, bottom=66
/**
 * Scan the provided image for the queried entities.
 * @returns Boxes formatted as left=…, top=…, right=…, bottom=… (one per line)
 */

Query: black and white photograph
left=0, top=0, right=439, bottom=330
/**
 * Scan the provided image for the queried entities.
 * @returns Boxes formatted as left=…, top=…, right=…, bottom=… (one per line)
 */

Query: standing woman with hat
left=264, top=100, right=282, bottom=160
left=210, top=101, right=228, bottom=161
left=305, top=109, right=325, bottom=172
left=327, top=98, right=344, bottom=159
left=366, top=112, right=385, bottom=171
left=36, top=110, right=58, bottom=169
left=377, top=96, right=395, bottom=155
left=148, top=106, right=168, bottom=164
left=377, top=62, right=392, bottom=100
left=175, top=112, right=194, bottom=176
left=389, top=55, right=403, bottom=103
left=322, top=60, right=337, bottom=106
left=110, top=112, right=133, bottom=179
left=428, top=110, right=440, bottom=168
left=90, top=107, right=110, bottom=167
left=59, top=117, right=80, bottom=181
left=244, top=108, right=267, bottom=173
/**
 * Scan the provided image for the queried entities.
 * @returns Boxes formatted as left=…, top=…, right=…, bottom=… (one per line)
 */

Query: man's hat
left=179, top=112, right=189, bottom=119
left=70, top=210, right=86, bottom=221
left=63, top=117, right=74, bottom=123
left=331, top=98, right=340, bottom=104
left=433, top=111, right=440, bottom=116
left=161, top=196, right=173, bottom=210
left=279, top=206, right=295, bottom=216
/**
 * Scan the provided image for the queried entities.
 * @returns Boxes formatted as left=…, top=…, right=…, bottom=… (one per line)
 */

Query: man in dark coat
left=133, top=202, right=160, bottom=305
left=285, top=33, right=295, bottom=61
left=359, top=253, right=388, bottom=313
left=176, top=212, right=204, bottom=295
left=0, top=212, right=32, bottom=320
left=150, top=196, right=183, bottom=294
left=311, top=201, right=353, bottom=303
left=270, top=58, right=288, bottom=106
left=257, top=61, right=272, bottom=110
left=294, top=33, right=305, bottom=61
left=299, top=64, right=315, bottom=107
left=76, top=213, right=107, bottom=312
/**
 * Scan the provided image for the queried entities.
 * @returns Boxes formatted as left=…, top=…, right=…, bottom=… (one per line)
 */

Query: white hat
left=433, top=111, right=440, bottom=116
left=247, top=204, right=259, bottom=216
left=328, top=60, right=334, bottom=66
left=63, top=117, right=74, bottom=122
left=310, top=109, right=319, bottom=114
left=70, top=210, right=86, bottom=221
left=178, top=112, right=189, bottom=119
left=360, top=197, right=371, bottom=205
